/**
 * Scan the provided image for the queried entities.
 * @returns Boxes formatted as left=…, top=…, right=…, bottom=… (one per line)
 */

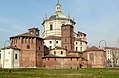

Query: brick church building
left=0, top=1, right=108, bottom=69
left=10, top=28, right=44, bottom=68
left=9, top=1, right=87, bottom=68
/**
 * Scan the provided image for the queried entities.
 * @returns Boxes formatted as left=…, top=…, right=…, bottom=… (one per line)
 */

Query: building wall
left=61, top=25, right=74, bottom=51
left=11, top=37, right=36, bottom=67
left=10, top=37, right=44, bottom=68
left=43, top=57, right=82, bottom=69
left=42, top=19, right=75, bottom=38
left=74, top=41, right=87, bottom=52
left=83, top=51, right=106, bottom=68
left=49, top=49, right=66, bottom=57
left=105, top=48, right=119, bottom=67
left=44, top=40, right=61, bottom=49
left=10, top=28, right=44, bottom=68
left=1, top=48, right=20, bottom=68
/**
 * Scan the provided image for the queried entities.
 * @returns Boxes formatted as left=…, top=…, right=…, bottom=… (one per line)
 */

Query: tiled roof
left=10, top=32, right=43, bottom=39
left=1, top=46, right=20, bottom=50
left=68, top=50, right=82, bottom=53
left=84, top=46, right=103, bottom=52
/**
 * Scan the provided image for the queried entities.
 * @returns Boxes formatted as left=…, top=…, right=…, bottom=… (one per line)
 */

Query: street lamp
left=99, top=40, right=106, bottom=49
left=99, top=40, right=107, bottom=67
left=3, top=40, right=11, bottom=71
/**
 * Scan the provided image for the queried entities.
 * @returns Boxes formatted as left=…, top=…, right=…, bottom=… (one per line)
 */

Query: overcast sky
left=0, top=0, right=119, bottom=48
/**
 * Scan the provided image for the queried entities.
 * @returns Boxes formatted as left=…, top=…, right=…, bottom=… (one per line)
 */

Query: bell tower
left=61, top=24, right=74, bottom=51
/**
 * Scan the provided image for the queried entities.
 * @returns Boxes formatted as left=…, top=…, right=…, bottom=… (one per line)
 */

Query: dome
left=49, top=11, right=68, bottom=20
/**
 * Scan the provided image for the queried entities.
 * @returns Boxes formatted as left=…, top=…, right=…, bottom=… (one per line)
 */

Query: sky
left=0, top=0, right=119, bottom=48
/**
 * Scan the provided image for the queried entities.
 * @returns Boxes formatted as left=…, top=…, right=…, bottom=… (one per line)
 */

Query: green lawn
left=0, top=68, right=119, bottom=78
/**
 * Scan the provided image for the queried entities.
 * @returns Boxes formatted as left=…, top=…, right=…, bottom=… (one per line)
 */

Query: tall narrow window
left=80, top=47, right=82, bottom=51
left=39, top=46, right=40, bottom=50
left=50, top=24, right=53, bottom=30
left=15, top=54, right=18, bottom=59
left=54, top=51, right=56, bottom=55
left=80, top=42, right=82, bottom=45
left=61, top=51, right=63, bottom=55
left=89, top=53, right=94, bottom=61
left=76, top=47, right=78, bottom=51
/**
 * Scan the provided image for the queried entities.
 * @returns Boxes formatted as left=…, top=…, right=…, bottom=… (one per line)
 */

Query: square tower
left=61, top=24, right=74, bottom=51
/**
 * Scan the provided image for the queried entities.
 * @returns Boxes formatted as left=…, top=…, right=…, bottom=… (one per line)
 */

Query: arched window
left=27, top=45, right=30, bottom=49
left=56, top=41, right=58, bottom=44
left=50, top=24, right=53, bottom=30
left=89, top=53, right=94, bottom=61
left=49, top=41, right=52, bottom=44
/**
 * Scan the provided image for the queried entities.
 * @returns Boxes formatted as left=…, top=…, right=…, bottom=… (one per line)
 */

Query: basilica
left=0, top=1, right=88, bottom=69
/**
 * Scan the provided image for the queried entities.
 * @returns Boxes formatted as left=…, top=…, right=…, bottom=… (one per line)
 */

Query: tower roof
left=84, top=46, right=104, bottom=52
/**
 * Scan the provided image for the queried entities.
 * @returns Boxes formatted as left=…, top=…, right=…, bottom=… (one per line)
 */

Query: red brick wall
left=61, top=25, right=74, bottom=51
left=43, top=57, right=82, bottom=69
left=10, top=37, right=44, bottom=68
left=82, top=51, right=106, bottom=68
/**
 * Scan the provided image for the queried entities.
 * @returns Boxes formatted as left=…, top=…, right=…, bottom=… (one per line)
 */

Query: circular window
left=56, top=41, right=58, bottom=44
left=50, top=41, right=52, bottom=44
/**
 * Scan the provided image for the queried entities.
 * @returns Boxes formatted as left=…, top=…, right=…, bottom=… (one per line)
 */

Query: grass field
left=0, top=68, right=119, bottom=78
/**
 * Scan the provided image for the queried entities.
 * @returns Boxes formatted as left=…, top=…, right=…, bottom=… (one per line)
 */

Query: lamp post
left=99, top=40, right=107, bottom=67
left=99, top=40, right=106, bottom=49
left=3, top=40, right=11, bottom=71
